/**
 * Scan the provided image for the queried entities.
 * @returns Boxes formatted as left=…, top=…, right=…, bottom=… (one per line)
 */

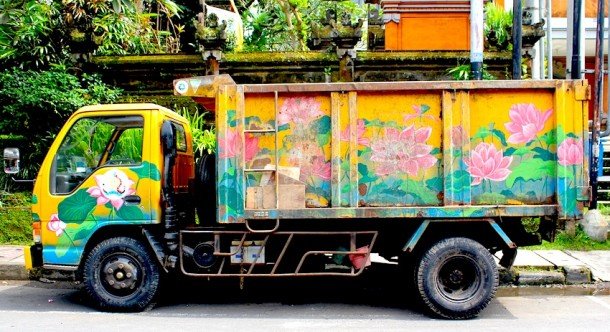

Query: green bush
left=177, top=107, right=215, bottom=159
left=0, top=68, right=122, bottom=175
left=0, top=192, right=32, bottom=245
left=528, top=225, right=610, bottom=251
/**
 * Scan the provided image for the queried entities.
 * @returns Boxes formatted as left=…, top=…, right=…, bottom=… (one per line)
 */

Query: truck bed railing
left=179, top=230, right=378, bottom=277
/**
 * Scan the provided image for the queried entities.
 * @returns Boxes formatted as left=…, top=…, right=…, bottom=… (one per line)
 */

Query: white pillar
left=470, top=0, right=484, bottom=79
left=546, top=0, right=553, bottom=79
left=525, top=0, right=541, bottom=79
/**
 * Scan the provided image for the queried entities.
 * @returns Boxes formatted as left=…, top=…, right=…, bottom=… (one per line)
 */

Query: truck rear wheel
left=416, top=237, right=498, bottom=319
left=83, top=237, right=160, bottom=312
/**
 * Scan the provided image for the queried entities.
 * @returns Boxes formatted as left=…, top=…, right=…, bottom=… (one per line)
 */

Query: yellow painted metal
left=442, top=90, right=471, bottom=205
left=186, top=77, right=589, bottom=222
left=32, top=104, right=185, bottom=262
left=23, top=246, right=32, bottom=270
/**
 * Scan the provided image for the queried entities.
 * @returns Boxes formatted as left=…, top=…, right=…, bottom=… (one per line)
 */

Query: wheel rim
left=435, top=255, right=481, bottom=303
left=99, top=253, right=142, bottom=297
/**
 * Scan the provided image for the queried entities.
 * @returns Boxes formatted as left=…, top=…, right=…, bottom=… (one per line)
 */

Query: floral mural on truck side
left=464, top=103, right=558, bottom=205
left=277, top=97, right=331, bottom=207
left=41, top=163, right=160, bottom=264
left=221, top=95, right=583, bottom=217
left=351, top=102, right=583, bottom=214
left=356, top=103, right=443, bottom=206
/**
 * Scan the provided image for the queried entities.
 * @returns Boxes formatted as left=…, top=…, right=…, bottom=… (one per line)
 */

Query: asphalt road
left=0, top=277, right=609, bottom=331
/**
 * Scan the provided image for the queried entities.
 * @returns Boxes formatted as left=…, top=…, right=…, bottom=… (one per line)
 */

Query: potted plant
left=484, top=2, right=512, bottom=51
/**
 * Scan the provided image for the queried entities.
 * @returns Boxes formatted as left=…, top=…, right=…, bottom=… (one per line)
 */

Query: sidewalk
left=1, top=245, right=609, bottom=285
left=499, top=249, right=610, bottom=285
left=0, top=245, right=28, bottom=280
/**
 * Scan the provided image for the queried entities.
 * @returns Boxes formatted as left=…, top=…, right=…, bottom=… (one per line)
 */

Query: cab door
left=39, top=111, right=158, bottom=265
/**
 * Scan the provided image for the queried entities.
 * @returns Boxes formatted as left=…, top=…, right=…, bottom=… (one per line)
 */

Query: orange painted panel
left=384, top=21, right=400, bottom=50
left=552, top=0, right=608, bottom=18
left=394, top=13, right=470, bottom=51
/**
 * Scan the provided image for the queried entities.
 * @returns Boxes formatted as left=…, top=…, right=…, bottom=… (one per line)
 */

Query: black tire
left=83, top=237, right=160, bottom=312
left=416, top=237, right=498, bottom=319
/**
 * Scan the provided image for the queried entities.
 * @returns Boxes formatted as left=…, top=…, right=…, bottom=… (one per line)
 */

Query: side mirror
left=161, top=121, right=176, bottom=155
left=3, top=148, right=20, bottom=174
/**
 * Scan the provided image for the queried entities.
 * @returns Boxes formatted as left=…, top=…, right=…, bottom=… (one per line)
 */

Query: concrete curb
left=0, top=246, right=29, bottom=280
left=500, top=266, right=592, bottom=286
left=0, top=262, right=28, bottom=280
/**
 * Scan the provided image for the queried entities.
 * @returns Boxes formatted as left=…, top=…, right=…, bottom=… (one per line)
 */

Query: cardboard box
left=247, top=184, right=306, bottom=209
left=277, top=184, right=305, bottom=209
left=246, top=186, right=262, bottom=209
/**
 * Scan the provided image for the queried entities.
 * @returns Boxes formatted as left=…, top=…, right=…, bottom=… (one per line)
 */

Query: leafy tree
left=0, top=68, right=122, bottom=174
left=0, top=0, right=184, bottom=69
left=240, top=0, right=365, bottom=52
left=63, top=0, right=183, bottom=56
left=0, top=0, right=68, bottom=69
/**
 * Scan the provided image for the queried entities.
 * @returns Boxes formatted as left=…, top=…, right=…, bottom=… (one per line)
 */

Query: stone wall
left=92, top=51, right=512, bottom=107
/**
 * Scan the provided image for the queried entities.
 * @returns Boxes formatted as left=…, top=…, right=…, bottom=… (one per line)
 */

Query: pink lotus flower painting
left=451, top=125, right=468, bottom=147
left=278, top=97, right=324, bottom=126
left=87, top=169, right=136, bottom=210
left=557, top=138, right=583, bottom=166
left=340, top=119, right=370, bottom=146
left=218, top=130, right=259, bottom=162
left=47, top=214, right=66, bottom=237
left=218, top=129, right=239, bottom=159
left=302, top=155, right=332, bottom=181
left=403, top=104, right=436, bottom=122
left=244, top=133, right=260, bottom=162
left=370, top=126, right=437, bottom=177
left=505, top=103, right=552, bottom=144
left=465, top=143, right=513, bottom=185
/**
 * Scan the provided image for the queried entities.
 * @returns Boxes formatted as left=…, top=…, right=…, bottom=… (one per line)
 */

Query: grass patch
left=528, top=225, right=610, bottom=251
left=0, top=192, right=32, bottom=245
left=598, top=203, right=610, bottom=216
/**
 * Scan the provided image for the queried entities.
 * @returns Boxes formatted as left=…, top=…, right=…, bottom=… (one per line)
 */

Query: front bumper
left=24, top=244, right=42, bottom=270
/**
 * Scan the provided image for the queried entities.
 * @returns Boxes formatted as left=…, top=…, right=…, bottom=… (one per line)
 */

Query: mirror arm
left=11, top=177, right=34, bottom=184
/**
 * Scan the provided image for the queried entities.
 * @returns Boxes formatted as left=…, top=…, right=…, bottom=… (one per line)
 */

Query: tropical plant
left=241, top=0, right=366, bottom=52
left=63, top=0, right=183, bottom=55
left=484, top=2, right=512, bottom=51
left=447, top=63, right=496, bottom=80
left=0, top=0, right=68, bottom=69
left=1, top=0, right=185, bottom=69
left=177, top=108, right=215, bottom=158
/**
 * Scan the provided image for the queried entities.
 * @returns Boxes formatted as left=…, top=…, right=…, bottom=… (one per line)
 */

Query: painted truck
left=7, top=75, right=590, bottom=319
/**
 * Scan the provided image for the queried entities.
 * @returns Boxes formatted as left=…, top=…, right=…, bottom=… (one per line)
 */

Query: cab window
left=51, top=116, right=144, bottom=194
left=174, top=123, right=187, bottom=152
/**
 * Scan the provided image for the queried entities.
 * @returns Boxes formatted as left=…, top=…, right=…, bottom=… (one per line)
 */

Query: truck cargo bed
left=175, top=76, right=590, bottom=224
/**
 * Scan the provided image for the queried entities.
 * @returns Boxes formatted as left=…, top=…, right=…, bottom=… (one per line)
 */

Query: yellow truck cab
left=27, top=104, right=193, bottom=294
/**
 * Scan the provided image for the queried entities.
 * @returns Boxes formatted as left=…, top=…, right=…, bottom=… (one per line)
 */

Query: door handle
left=124, top=195, right=141, bottom=205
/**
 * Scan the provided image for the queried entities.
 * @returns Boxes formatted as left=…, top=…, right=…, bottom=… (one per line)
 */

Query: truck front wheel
left=416, top=237, right=498, bottom=319
left=83, top=237, right=160, bottom=312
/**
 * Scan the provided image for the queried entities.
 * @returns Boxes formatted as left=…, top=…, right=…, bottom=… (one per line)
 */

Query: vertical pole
left=512, top=0, right=523, bottom=79
left=546, top=0, right=553, bottom=79
left=526, top=0, right=541, bottom=79
left=538, top=0, right=545, bottom=78
left=591, top=0, right=605, bottom=210
left=570, top=0, right=582, bottom=79
left=470, top=0, right=484, bottom=80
